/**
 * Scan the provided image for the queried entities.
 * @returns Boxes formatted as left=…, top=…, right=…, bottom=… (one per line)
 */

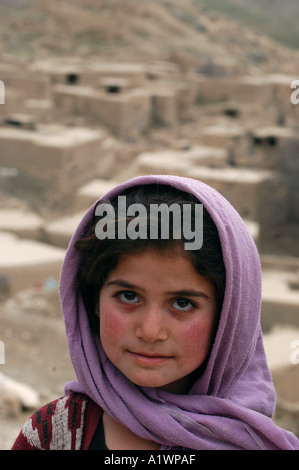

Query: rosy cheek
left=99, top=305, right=126, bottom=342
left=180, top=318, right=213, bottom=357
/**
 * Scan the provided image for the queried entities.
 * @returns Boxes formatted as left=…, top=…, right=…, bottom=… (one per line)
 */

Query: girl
left=12, top=174, right=299, bottom=450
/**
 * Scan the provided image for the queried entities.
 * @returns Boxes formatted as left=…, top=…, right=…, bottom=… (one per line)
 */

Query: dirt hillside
left=1, top=0, right=298, bottom=74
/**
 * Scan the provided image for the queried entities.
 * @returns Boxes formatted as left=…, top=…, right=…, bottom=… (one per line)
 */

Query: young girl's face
left=98, top=248, right=217, bottom=394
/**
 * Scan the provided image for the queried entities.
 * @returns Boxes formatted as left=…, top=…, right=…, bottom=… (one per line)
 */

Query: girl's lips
left=128, top=350, right=173, bottom=365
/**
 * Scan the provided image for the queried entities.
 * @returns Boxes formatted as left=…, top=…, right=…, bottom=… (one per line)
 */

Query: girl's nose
left=135, top=307, right=168, bottom=343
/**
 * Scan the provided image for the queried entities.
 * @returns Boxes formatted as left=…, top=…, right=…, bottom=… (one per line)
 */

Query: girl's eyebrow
left=106, top=279, right=143, bottom=290
left=106, top=280, right=209, bottom=299
left=167, top=289, right=209, bottom=300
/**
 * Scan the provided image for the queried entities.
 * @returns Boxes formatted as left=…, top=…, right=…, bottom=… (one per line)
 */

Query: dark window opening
left=106, top=85, right=121, bottom=94
left=4, top=116, right=35, bottom=130
left=267, top=136, right=277, bottom=147
left=66, top=74, right=79, bottom=85
left=224, top=108, right=239, bottom=118
left=253, top=136, right=277, bottom=147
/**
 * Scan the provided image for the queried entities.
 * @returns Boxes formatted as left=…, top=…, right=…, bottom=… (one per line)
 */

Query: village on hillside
left=1, top=0, right=299, bottom=449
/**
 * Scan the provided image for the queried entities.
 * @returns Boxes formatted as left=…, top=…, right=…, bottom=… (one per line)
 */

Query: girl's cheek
left=180, top=318, right=214, bottom=356
left=100, top=305, right=127, bottom=342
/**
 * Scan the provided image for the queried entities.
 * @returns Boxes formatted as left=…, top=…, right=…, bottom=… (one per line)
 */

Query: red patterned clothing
left=11, top=393, right=103, bottom=450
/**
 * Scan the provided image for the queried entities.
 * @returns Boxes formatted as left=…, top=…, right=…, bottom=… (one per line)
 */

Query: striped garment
left=11, top=393, right=102, bottom=450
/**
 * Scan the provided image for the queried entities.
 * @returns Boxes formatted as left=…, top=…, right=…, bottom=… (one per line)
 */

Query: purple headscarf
left=60, top=175, right=299, bottom=450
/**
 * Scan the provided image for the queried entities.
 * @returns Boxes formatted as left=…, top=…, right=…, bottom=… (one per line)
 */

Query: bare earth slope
left=0, top=0, right=297, bottom=74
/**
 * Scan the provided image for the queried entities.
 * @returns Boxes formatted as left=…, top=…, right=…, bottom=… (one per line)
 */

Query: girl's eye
left=172, top=298, right=195, bottom=312
left=117, top=291, right=139, bottom=304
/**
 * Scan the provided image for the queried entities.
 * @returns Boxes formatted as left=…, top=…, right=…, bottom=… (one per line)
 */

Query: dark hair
left=74, top=184, right=226, bottom=332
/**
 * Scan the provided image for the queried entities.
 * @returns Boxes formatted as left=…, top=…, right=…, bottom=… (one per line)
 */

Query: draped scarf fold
left=60, top=174, right=299, bottom=450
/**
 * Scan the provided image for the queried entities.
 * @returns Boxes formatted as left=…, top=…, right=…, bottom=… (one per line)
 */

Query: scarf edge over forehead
left=60, top=174, right=299, bottom=450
